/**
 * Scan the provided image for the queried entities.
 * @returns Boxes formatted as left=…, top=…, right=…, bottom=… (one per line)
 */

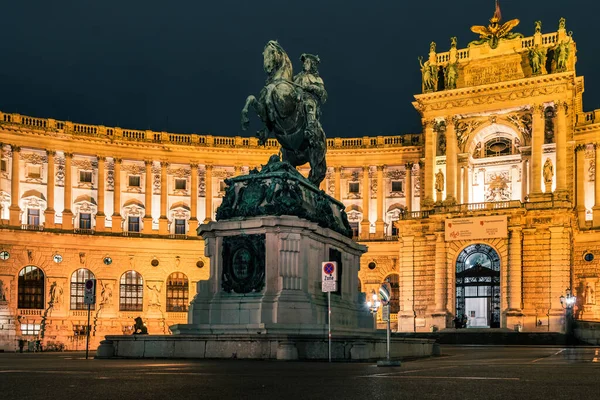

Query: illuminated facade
left=1, top=12, right=600, bottom=351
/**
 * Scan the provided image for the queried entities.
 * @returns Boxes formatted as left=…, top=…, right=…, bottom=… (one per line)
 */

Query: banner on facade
left=445, top=216, right=508, bottom=241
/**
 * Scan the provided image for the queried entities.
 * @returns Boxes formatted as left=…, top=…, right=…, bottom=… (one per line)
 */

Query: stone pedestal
left=175, top=215, right=373, bottom=336
left=0, top=301, right=16, bottom=352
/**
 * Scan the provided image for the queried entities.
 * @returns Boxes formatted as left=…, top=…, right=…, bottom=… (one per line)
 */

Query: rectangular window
left=79, top=213, right=91, bottom=229
left=348, top=182, right=359, bottom=193
left=0, top=159, right=6, bottom=172
left=21, top=323, right=41, bottom=336
left=27, top=165, right=41, bottom=179
left=79, top=170, right=92, bottom=183
left=27, top=209, right=40, bottom=226
left=391, top=180, right=403, bottom=192
left=174, top=219, right=186, bottom=235
left=128, top=175, right=141, bottom=187
left=175, top=178, right=187, bottom=190
left=128, top=216, right=140, bottom=232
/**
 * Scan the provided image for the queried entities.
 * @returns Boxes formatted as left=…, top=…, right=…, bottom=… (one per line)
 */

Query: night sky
left=0, top=0, right=598, bottom=138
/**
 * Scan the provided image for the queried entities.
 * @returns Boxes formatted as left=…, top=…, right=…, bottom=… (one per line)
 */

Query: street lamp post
left=366, top=292, right=381, bottom=328
left=560, top=288, right=576, bottom=337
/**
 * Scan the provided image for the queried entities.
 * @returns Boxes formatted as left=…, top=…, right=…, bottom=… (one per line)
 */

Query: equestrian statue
left=241, top=41, right=327, bottom=187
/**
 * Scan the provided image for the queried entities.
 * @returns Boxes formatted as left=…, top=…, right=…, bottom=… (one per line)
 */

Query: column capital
left=160, top=161, right=170, bottom=168
left=334, top=165, right=342, bottom=173
left=205, top=163, right=213, bottom=171
left=144, top=160, right=153, bottom=166
left=11, top=145, right=20, bottom=153
left=405, top=161, right=414, bottom=170
left=508, top=226, right=523, bottom=234
left=376, top=165, right=386, bottom=172
left=555, top=100, right=569, bottom=112
left=96, top=155, right=106, bottom=162
left=362, top=165, right=370, bottom=171
left=190, top=163, right=199, bottom=169
left=113, top=157, right=122, bottom=164
left=46, top=150, right=56, bottom=157
left=575, top=144, right=588, bottom=152
left=64, top=152, right=73, bottom=159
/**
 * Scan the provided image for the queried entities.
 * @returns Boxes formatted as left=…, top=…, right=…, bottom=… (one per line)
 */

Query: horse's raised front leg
left=241, top=95, right=256, bottom=131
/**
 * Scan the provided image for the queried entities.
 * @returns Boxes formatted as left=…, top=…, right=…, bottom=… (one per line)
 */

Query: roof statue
left=469, top=0, right=523, bottom=49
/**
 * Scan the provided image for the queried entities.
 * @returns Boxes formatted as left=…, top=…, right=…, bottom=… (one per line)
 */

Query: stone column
left=189, top=163, right=199, bottom=233
left=234, top=165, right=242, bottom=176
left=203, top=164, right=213, bottom=223
left=159, top=162, right=169, bottom=234
left=375, top=165, right=385, bottom=238
left=405, top=162, right=413, bottom=214
left=96, top=156, right=106, bottom=232
left=9, top=145, right=21, bottom=225
left=111, top=158, right=122, bottom=233
left=594, top=145, right=600, bottom=227
left=555, top=102, right=568, bottom=196
left=424, top=120, right=435, bottom=205
left=507, top=227, right=523, bottom=312
left=530, top=105, right=544, bottom=197
left=62, top=153, right=74, bottom=230
left=521, top=156, right=529, bottom=202
left=549, top=226, right=571, bottom=330
left=399, top=235, right=416, bottom=332
left=143, top=160, right=153, bottom=234
left=576, top=145, right=587, bottom=226
left=44, top=151, right=56, bottom=228
left=334, top=166, right=341, bottom=200
left=434, top=232, right=447, bottom=313
left=360, top=165, right=370, bottom=239
left=462, top=165, right=470, bottom=204
left=445, top=118, right=457, bottom=203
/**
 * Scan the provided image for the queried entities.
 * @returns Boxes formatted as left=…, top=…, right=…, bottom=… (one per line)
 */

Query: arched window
left=119, top=271, right=143, bottom=311
left=384, top=274, right=400, bottom=314
left=166, top=272, right=189, bottom=312
left=18, top=266, right=45, bottom=309
left=70, top=269, right=95, bottom=310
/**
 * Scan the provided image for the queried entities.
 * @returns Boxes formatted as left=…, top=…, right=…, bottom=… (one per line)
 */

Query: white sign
left=445, top=216, right=508, bottom=242
left=322, top=261, right=338, bottom=293
left=382, top=305, right=390, bottom=322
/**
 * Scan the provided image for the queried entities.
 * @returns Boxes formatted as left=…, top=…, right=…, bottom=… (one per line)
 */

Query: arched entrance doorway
left=456, top=244, right=501, bottom=328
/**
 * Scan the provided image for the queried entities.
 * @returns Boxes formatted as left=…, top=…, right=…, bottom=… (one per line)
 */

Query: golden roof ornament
left=470, top=0, right=523, bottom=49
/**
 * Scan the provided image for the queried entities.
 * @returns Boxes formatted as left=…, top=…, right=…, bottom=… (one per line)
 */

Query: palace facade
left=1, top=12, right=600, bottom=351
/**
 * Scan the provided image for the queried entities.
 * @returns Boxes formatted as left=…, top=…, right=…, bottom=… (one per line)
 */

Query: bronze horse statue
left=241, top=41, right=327, bottom=187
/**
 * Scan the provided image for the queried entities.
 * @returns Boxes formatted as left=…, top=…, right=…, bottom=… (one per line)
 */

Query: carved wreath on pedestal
left=221, top=234, right=266, bottom=294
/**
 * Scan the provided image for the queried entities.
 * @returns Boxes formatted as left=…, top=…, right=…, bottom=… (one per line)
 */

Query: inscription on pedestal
left=222, top=234, right=266, bottom=294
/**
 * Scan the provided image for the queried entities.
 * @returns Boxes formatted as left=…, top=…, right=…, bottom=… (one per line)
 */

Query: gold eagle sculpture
left=470, top=0, right=523, bottom=49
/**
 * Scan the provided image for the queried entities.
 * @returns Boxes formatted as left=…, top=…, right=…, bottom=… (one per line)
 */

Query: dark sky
left=0, top=0, right=598, bottom=138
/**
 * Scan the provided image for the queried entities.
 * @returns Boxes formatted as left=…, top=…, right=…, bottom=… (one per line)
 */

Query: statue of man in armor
left=293, top=53, right=327, bottom=140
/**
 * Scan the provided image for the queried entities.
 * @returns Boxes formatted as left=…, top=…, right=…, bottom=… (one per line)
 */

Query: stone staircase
left=396, top=328, right=583, bottom=346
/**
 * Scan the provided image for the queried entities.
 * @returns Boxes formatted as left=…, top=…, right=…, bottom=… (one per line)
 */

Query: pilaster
left=405, top=162, right=413, bottom=214
left=530, top=105, right=545, bottom=198
left=111, top=158, right=122, bottom=233
left=159, top=161, right=169, bottom=234
left=203, top=164, right=213, bottom=223
left=189, top=163, right=199, bottom=234
left=423, top=120, right=436, bottom=206
left=575, top=145, right=587, bottom=227
left=375, top=165, right=385, bottom=238
left=507, top=227, right=523, bottom=314
left=434, top=232, right=447, bottom=314
left=334, top=166, right=341, bottom=200
left=96, top=156, right=106, bottom=232
left=398, top=235, right=416, bottom=332
left=593, top=145, right=600, bottom=227
left=9, top=145, right=20, bottom=226
left=44, top=150, right=56, bottom=228
left=360, top=165, right=370, bottom=240
left=62, top=152, right=74, bottom=230
left=554, top=101, right=568, bottom=197
left=445, top=117, right=457, bottom=203
left=143, top=160, right=154, bottom=234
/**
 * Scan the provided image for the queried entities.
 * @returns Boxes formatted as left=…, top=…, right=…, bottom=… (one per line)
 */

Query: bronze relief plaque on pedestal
left=221, top=234, right=266, bottom=294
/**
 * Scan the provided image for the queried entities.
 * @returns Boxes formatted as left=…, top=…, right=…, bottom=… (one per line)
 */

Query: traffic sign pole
left=328, top=291, right=331, bottom=363
left=386, top=307, right=391, bottom=361
left=85, top=303, right=91, bottom=359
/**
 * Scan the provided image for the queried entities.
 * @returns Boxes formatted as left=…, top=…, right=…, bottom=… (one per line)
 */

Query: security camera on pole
left=322, top=261, right=337, bottom=363
left=83, top=279, right=96, bottom=359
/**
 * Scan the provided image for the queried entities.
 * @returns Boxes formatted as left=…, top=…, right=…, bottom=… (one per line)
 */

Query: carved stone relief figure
left=445, top=63, right=458, bottom=90
left=585, top=283, right=596, bottom=305
left=528, top=45, right=545, bottom=76
left=49, top=281, right=64, bottom=310
left=543, top=158, right=554, bottom=184
left=435, top=170, right=444, bottom=193
left=147, top=282, right=162, bottom=308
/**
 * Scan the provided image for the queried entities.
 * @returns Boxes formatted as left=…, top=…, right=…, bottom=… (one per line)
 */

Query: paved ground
left=0, top=346, right=599, bottom=400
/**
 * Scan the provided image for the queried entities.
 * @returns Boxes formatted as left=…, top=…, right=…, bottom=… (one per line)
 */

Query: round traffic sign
left=323, top=262, right=335, bottom=275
